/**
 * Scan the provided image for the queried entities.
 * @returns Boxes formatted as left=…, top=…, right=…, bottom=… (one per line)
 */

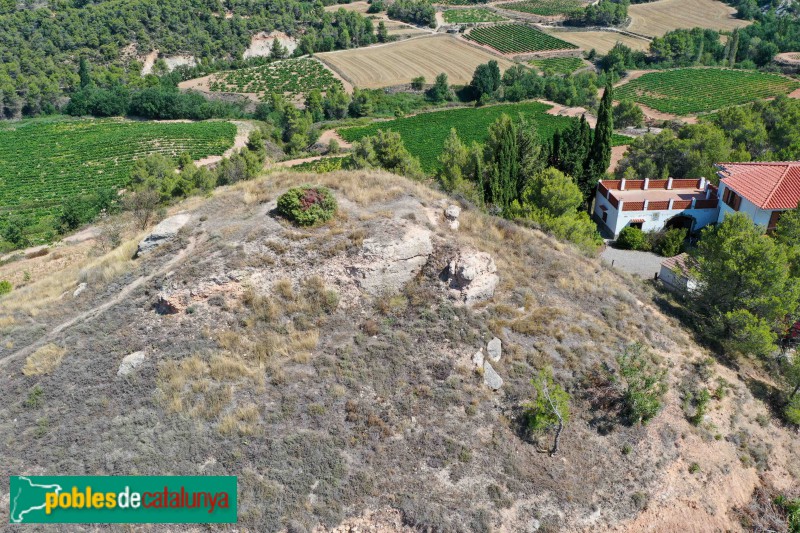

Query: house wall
left=717, top=183, right=776, bottom=227
left=659, top=265, right=697, bottom=293
left=594, top=188, right=719, bottom=237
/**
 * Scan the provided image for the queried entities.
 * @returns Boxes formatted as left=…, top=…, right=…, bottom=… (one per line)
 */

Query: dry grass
left=627, top=0, right=750, bottom=38
left=22, top=344, right=66, bottom=375
left=544, top=30, right=650, bottom=54
left=316, top=35, right=516, bottom=88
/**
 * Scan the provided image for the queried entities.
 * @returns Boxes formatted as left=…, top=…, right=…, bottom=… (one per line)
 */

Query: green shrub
left=0, top=280, right=12, bottom=295
left=616, top=226, right=649, bottom=250
left=615, top=343, right=668, bottom=425
left=276, top=185, right=338, bottom=227
left=655, top=227, right=687, bottom=257
left=786, top=395, right=800, bottom=426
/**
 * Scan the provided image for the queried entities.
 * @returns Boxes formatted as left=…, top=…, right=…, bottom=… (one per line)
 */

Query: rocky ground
left=0, top=169, right=797, bottom=532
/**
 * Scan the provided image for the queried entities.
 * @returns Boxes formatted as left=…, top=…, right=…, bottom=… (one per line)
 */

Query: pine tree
left=270, top=38, right=288, bottom=59
left=583, top=82, right=613, bottom=202
left=377, top=21, right=388, bottom=43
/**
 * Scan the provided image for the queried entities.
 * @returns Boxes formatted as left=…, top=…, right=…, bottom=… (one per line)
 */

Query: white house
left=715, top=162, right=800, bottom=231
left=659, top=253, right=698, bottom=293
left=593, top=177, right=720, bottom=238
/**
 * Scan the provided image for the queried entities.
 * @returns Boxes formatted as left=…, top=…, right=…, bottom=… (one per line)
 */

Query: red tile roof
left=716, top=162, right=800, bottom=210
left=660, top=253, right=697, bottom=277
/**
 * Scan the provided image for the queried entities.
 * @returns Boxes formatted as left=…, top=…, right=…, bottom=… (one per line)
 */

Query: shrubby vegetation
left=617, top=97, right=800, bottom=180
left=525, top=367, right=570, bottom=456
left=276, top=185, right=338, bottom=226
left=387, top=0, right=436, bottom=27
left=0, top=0, right=378, bottom=119
left=614, top=343, right=668, bottom=425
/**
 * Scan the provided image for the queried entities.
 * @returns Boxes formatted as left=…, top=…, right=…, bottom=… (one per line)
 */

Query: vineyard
left=208, top=58, right=343, bottom=100
left=0, top=119, right=236, bottom=242
left=496, top=0, right=583, bottom=16
left=530, top=56, right=585, bottom=74
left=465, top=24, right=578, bottom=54
left=339, top=102, right=575, bottom=172
left=443, top=8, right=507, bottom=23
left=615, top=68, right=800, bottom=115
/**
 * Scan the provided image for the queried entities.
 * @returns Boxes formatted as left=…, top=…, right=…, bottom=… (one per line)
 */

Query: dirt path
left=196, top=120, right=256, bottom=167
left=608, top=144, right=628, bottom=173
left=537, top=98, right=596, bottom=127
left=789, top=87, right=800, bottom=99
left=0, top=236, right=199, bottom=372
left=272, top=155, right=326, bottom=168
left=318, top=129, right=352, bottom=149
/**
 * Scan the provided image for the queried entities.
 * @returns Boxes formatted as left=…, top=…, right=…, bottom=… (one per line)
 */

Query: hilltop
left=0, top=169, right=797, bottom=531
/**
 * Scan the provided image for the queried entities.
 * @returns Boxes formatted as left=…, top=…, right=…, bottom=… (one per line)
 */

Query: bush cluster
left=616, top=226, right=686, bottom=256
left=276, top=186, right=338, bottom=226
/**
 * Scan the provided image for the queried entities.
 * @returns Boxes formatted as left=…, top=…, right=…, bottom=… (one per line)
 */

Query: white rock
left=472, top=349, right=484, bottom=367
left=447, top=249, right=499, bottom=304
left=117, top=351, right=146, bottom=376
left=347, top=223, right=432, bottom=295
left=73, top=283, right=87, bottom=297
left=487, top=337, right=502, bottom=362
left=483, top=361, right=503, bottom=390
left=445, top=205, right=461, bottom=220
left=136, top=213, right=191, bottom=256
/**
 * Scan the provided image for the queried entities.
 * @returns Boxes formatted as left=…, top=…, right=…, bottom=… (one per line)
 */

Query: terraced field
left=543, top=29, right=650, bottom=54
left=207, top=58, right=342, bottom=100
left=530, top=56, right=586, bottom=74
left=0, top=119, right=236, bottom=240
left=339, top=102, right=574, bottom=172
left=615, top=68, right=800, bottom=115
left=627, top=0, right=749, bottom=38
left=496, top=0, right=584, bottom=16
left=443, top=8, right=507, bottom=23
left=465, top=24, right=578, bottom=54
left=317, top=35, right=516, bottom=89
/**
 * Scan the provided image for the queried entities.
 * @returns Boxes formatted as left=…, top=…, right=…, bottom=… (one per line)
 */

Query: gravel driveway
left=600, top=244, right=664, bottom=279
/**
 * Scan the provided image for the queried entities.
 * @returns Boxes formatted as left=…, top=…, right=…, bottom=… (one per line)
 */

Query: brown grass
left=627, top=0, right=750, bottom=38
left=316, top=35, right=516, bottom=88
left=544, top=30, right=650, bottom=54
left=22, top=344, right=67, bottom=375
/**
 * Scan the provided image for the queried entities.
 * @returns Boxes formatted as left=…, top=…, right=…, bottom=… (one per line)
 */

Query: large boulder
left=447, top=249, right=499, bottom=304
left=117, top=351, right=146, bottom=377
left=347, top=222, right=433, bottom=295
left=136, top=214, right=191, bottom=256
left=487, top=337, right=502, bottom=362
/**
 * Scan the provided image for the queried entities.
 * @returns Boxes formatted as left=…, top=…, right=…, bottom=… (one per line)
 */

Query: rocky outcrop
left=117, top=351, right=146, bottom=376
left=347, top=222, right=433, bottom=295
left=136, top=214, right=191, bottom=257
left=445, top=205, right=461, bottom=230
left=73, top=283, right=87, bottom=297
left=447, top=249, right=499, bottom=304
left=483, top=361, right=503, bottom=390
left=472, top=349, right=484, bottom=368
left=487, top=337, right=502, bottom=362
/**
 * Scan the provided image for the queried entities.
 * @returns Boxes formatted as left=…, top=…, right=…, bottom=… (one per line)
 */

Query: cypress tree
left=484, top=114, right=519, bottom=210
left=583, top=82, right=613, bottom=201
left=729, top=29, right=739, bottom=67
left=79, top=56, right=91, bottom=89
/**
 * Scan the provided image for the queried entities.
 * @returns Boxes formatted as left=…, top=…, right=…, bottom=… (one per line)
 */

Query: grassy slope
left=0, top=169, right=796, bottom=531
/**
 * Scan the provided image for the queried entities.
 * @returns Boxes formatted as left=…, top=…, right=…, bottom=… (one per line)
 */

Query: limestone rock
left=487, top=337, right=502, bottom=362
left=136, top=213, right=191, bottom=256
left=472, top=349, right=484, bottom=368
left=73, top=283, right=87, bottom=297
left=117, top=351, right=146, bottom=376
left=483, top=361, right=503, bottom=390
left=447, top=249, right=499, bottom=304
left=347, top=222, right=433, bottom=295
left=445, top=205, right=461, bottom=230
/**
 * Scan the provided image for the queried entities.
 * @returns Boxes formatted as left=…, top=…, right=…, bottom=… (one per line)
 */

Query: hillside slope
left=0, top=170, right=798, bottom=531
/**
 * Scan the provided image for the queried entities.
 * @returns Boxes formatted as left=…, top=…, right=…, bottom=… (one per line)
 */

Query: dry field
left=544, top=29, right=650, bottom=54
left=316, top=35, right=516, bottom=88
left=627, top=0, right=750, bottom=38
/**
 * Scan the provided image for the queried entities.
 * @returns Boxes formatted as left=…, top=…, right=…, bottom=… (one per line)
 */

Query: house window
left=629, top=221, right=643, bottom=230
left=602, top=211, right=608, bottom=223
left=723, top=187, right=741, bottom=211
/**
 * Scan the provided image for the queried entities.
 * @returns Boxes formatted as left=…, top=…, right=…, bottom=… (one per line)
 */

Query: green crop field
left=465, top=24, right=578, bottom=54
left=0, top=119, right=236, bottom=241
left=209, top=58, right=342, bottom=100
left=339, top=102, right=577, bottom=172
left=497, top=0, right=583, bottom=16
left=615, top=68, right=800, bottom=115
left=530, top=56, right=585, bottom=75
left=443, top=8, right=507, bottom=22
